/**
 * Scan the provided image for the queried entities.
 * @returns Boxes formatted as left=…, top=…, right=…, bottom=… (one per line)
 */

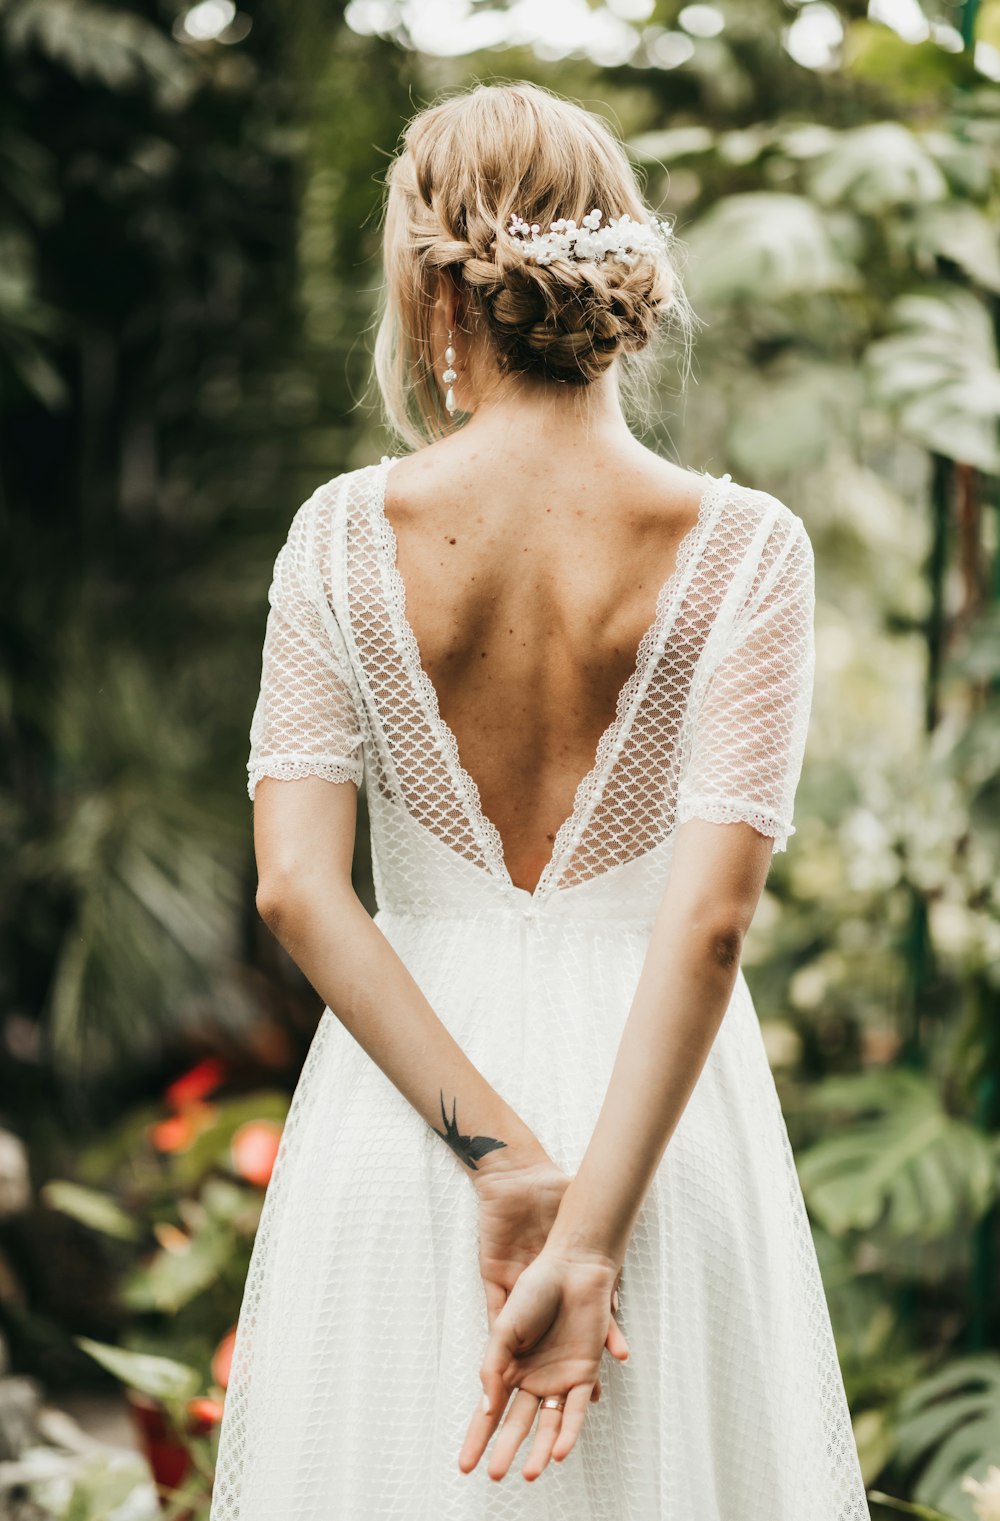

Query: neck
left=457, top=363, right=636, bottom=454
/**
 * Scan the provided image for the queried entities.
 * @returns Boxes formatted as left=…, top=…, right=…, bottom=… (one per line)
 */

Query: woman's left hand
left=472, top=1158, right=620, bottom=1401
left=459, top=1241, right=629, bottom=1481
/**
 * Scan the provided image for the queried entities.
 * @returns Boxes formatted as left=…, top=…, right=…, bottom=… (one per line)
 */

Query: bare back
left=383, top=434, right=714, bottom=894
left=247, top=442, right=811, bottom=909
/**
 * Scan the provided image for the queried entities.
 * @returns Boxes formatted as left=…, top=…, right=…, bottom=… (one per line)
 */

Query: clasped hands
left=458, top=1152, right=629, bottom=1484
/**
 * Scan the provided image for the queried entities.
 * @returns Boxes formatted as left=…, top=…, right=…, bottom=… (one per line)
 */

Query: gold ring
left=539, top=1396, right=565, bottom=1411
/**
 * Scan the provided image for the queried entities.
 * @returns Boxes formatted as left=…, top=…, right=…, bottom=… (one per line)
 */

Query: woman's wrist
left=544, top=1182, right=630, bottom=1271
left=468, top=1127, right=552, bottom=1187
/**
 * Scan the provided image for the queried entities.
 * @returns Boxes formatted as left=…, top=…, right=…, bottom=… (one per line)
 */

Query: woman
left=210, top=81, right=871, bottom=1520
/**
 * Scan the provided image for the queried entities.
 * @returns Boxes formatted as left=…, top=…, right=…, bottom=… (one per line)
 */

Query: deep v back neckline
left=373, top=453, right=730, bottom=902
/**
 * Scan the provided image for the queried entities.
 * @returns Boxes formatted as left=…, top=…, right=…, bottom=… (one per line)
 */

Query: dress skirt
left=209, top=905, right=870, bottom=1521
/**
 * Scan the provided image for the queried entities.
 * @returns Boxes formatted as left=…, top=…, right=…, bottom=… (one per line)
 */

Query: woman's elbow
left=255, top=867, right=356, bottom=932
left=705, top=922, right=745, bottom=971
left=682, top=906, right=748, bottom=973
left=254, top=866, right=314, bottom=929
left=255, top=879, right=287, bottom=928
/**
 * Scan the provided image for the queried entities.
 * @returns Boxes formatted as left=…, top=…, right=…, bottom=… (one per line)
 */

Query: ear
left=433, top=267, right=464, bottom=334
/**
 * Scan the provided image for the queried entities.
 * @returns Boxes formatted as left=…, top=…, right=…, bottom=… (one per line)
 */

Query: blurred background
left=1, top=0, right=999, bottom=1517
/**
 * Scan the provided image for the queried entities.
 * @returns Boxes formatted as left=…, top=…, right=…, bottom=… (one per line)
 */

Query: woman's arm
left=547, top=509, right=816, bottom=1267
left=252, top=773, right=549, bottom=1183
left=545, top=815, right=774, bottom=1267
left=463, top=817, right=775, bottom=1481
left=462, top=507, right=817, bottom=1478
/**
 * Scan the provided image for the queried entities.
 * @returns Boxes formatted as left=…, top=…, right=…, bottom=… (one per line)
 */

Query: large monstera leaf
left=910, top=202, right=1000, bottom=293
left=864, top=287, right=1000, bottom=473
left=796, top=1068, right=997, bottom=1247
left=806, top=123, right=950, bottom=213
left=682, top=192, right=862, bottom=305
left=890, top=1356, right=1000, bottom=1521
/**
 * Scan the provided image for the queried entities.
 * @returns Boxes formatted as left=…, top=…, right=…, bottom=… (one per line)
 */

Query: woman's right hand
left=457, top=1241, right=629, bottom=1483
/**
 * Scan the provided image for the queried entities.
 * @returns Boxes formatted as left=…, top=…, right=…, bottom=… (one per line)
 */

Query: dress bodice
left=246, top=456, right=815, bottom=929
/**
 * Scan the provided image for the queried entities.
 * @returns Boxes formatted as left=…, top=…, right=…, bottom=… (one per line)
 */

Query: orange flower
left=149, top=1102, right=215, bottom=1153
left=165, top=1057, right=227, bottom=1109
left=230, top=1120, right=282, bottom=1187
left=187, top=1396, right=225, bottom=1429
left=211, top=1327, right=237, bottom=1389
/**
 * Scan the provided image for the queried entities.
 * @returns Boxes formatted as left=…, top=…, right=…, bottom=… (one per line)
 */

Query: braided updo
left=374, top=81, right=695, bottom=447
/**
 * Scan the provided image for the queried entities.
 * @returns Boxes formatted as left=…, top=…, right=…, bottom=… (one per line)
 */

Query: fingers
left=551, top=1381, right=594, bottom=1464
left=520, top=1400, right=563, bottom=1482
left=460, top=1367, right=609, bottom=1479
left=457, top=1375, right=509, bottom=1474
left=487, top=1388, right=543, bottom=1481
left=605, top=1315, right=630, bottom=1362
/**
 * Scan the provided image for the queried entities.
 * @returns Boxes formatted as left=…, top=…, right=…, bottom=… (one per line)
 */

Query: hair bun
left=465, top=240, right=674, bottom=385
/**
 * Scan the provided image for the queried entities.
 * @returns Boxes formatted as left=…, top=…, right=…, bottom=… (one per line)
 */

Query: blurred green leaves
left=2, top=0, right=195, bottom=105
left=683, top=192, right=862, bottom=305
left=806, top=123, right=950, bottom=213
left=76, top=1337, right=200, bottom=1404
left=797, top=1069, right=998, bottom=1245
left=866, top=289, right=1000, bottom=473
left=40, top=1180, right=141, bottom=1242
left=893, top=1356, right=1000, bottom=1519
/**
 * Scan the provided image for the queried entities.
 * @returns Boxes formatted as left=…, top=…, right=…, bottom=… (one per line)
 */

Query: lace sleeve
left=675, top=511, right=815, bottom=853
left=246, top=488, right=364, bottom=801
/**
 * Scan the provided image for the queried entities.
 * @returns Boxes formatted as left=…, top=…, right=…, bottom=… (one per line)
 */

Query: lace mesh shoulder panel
left=675, top=499, right=815, bottom=852
left=246, top=477, right=365, bottom=800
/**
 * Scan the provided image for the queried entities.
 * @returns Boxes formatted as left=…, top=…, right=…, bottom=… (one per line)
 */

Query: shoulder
left=702, top=481, right=814, bottom=634
left=279, top=461, right=385, bottom=562
left=715, top=479, right=813, bottom=581
left=716, top=477, right=810, bottom=545
left=297, top=458, right=402, bottom=535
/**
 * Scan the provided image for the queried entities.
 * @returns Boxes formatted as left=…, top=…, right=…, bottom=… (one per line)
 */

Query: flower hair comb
left=506, top=207, right=672, bottom=268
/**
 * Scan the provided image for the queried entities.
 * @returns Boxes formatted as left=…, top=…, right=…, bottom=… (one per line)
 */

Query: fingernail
left=612, top=1288, right=620, bottom=1312
left=483, top=1393, right=491, bottom=1414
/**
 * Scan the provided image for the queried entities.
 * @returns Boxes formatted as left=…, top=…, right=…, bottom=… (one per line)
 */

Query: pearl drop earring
left=443, top=328, right=457, bottom=415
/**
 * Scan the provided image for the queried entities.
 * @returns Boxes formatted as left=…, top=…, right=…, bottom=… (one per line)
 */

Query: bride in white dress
left=209, top=80, right=871, bottom=1521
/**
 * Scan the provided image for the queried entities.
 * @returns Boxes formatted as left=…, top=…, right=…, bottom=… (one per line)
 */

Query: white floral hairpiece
left=506, top=207, right=672, bottom=268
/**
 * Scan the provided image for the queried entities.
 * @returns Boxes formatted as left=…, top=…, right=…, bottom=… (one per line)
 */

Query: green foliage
left=807, top=123, right=950, bottom=212
left=868, top=1494, right=961, bottom=1521
left=122, top=1218, right=235, bottom=1317
left=0, top=0, right=331, bottom=1091
left=31, top=1450, right=160, bottom=1521
left=76, top=1337, right=200, bottom=1404
left=682, top=192, right=861, bottom=305
left=797, top=1069, right=998, bottom=1248
left=44, top=1080, right=285, bottom=1385
left=3, top=0, right=194, bottom=104
left=39, top=1180, right=141, bottom=1242
left=865, top=289, right=1000, bottom=473
left=893, top=1356, right=1000, bottom=1519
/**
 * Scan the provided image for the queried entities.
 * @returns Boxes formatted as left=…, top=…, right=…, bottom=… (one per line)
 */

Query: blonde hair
left=372, top=81, right=697, bottom=449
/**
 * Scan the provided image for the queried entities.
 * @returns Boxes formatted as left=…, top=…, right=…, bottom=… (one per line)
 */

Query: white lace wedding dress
left=209, top=455, right=871, bottom=1520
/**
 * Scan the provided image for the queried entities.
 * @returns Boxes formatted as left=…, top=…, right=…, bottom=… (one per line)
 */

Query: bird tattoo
left=431, top=1090, right=508, bottom=1171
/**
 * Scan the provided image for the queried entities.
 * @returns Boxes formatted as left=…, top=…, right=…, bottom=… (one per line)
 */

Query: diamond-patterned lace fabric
left=213, top=458, right=871, bottom=1521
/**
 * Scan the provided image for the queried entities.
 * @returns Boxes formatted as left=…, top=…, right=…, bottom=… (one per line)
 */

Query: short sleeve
left=675, top=512, right=815, bottom=853
left=246, top=491, right=364, bottom=801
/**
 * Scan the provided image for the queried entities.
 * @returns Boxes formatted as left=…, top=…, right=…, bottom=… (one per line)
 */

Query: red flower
left=230, top=1120, right=282, bottom=1187
left=165, top=1057, right=227, bottom=1109
left=211, top=1326, right=237, bottom=1390
left=187, top=1396, right=225, bottom=1430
